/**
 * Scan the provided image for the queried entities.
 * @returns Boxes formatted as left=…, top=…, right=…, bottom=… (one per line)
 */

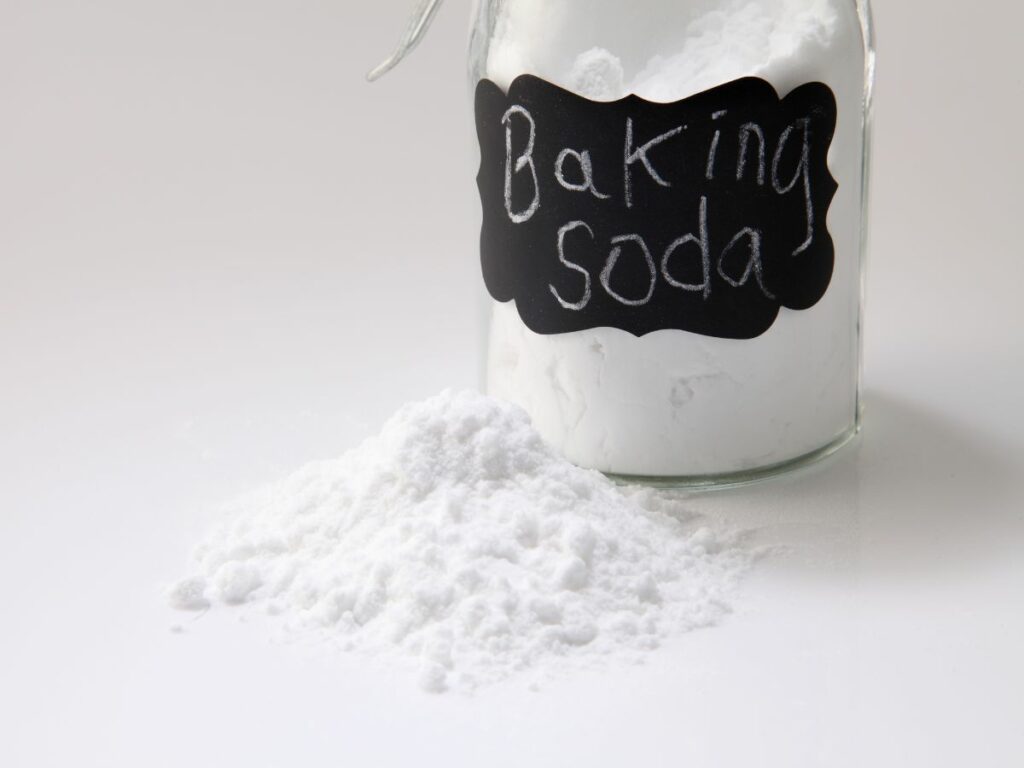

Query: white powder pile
left=483, top=0, right=868, bottom=477
left=169, top=390, right=747, bottom=692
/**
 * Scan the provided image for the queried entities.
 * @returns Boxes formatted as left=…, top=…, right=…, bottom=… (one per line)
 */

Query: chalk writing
left=476, top=75, right=838, bottom=339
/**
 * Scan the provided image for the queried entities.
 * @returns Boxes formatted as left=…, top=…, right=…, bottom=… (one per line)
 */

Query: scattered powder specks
left=169, top=390, right=748, bottom=692
left=167, top=577, right=210, bottom=611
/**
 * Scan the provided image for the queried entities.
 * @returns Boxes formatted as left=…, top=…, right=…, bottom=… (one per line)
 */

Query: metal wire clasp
left=367, top=0, right=446, bottom=81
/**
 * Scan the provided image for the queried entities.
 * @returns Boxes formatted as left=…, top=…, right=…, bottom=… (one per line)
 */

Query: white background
left=1, top=1, right=1022, bottom=766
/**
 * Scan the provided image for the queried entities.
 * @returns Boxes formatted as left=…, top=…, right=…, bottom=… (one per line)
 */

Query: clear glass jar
left=371, top=0, right=875, bottom=486
left=466, top=0, right=875, bottom=486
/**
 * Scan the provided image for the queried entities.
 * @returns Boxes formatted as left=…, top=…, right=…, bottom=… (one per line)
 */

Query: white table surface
left=2, top=2, right=1022, bottom=766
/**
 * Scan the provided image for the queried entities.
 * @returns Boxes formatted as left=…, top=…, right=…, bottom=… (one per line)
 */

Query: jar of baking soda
left=371, top=0, right=875, bottom=486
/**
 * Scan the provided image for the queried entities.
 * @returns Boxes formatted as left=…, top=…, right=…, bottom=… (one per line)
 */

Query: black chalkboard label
left=475, top=75, right=839, bottom=340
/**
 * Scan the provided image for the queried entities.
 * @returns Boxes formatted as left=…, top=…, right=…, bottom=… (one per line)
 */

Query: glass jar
left=377, top=0, right=875, bottom=486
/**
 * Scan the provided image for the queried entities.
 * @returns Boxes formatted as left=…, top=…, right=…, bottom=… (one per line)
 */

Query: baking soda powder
left=169, top=391, right=747, bottom=692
